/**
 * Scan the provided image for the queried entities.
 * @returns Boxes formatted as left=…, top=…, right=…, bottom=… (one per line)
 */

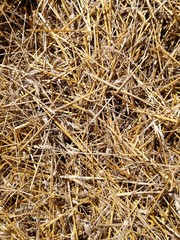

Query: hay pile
left=0, top=0, right=179, bottom=239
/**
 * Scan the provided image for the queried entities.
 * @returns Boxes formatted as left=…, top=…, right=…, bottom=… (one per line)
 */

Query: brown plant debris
left=0, top=0, right=180, bottom=239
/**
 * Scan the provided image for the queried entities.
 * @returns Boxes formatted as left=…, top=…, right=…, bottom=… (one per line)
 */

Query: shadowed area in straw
left=0, top=0, right=180, bottom=239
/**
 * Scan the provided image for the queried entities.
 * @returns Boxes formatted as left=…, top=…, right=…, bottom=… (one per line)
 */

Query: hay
left=0, top=0, right=179, bottom=239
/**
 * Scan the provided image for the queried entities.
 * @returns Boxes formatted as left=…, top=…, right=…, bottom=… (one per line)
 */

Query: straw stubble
left=0, top=0, right=179, bottom=239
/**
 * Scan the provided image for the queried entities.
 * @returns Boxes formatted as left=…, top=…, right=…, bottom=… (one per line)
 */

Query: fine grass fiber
left=0, top=0, right=180, bottom=239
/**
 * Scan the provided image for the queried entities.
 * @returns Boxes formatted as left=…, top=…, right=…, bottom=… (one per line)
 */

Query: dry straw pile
left=0, top=0, right=180, bottom=239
